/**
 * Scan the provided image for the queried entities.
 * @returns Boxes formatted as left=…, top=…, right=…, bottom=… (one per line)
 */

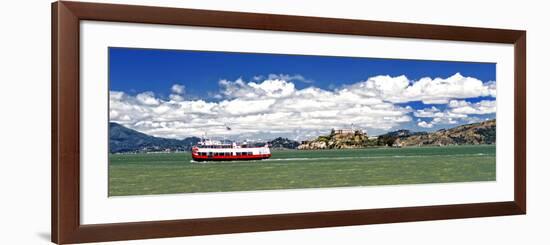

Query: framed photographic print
left=52, top=1, right=526, bottom=244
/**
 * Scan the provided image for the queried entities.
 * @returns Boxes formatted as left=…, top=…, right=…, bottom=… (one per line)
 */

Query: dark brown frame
left=52, top=1, right=526, bottom=244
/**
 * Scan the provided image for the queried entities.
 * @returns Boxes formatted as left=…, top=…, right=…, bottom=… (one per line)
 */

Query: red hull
left=192, top=153, right=271, bottom=161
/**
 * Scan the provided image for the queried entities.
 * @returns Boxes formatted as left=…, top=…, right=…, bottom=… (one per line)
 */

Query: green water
left=108, top=145, right=496, bottom=196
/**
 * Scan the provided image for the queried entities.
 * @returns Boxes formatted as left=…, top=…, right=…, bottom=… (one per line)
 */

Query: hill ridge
left=109, top=122, right=200, bottom=153
left=298, top=119, right=496, bottom=149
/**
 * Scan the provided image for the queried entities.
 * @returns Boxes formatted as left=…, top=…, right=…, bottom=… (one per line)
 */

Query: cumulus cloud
left=251, top=74, right=313, bottom=84
left=111, top=78, right=414, bottom=140
left=267, top=74, right=313, bottom=83
left=171, top=84, right=185, bottom=94
left=448, top=99, right=496, bottom=115
left=343, top=73, right=495, bottom=104
left=219, top=78, right=296, bottom=99
left=413, top=107, right=463, bottom=126
left=417, top=121, right=434, bottom=128
left=169, top=94, right=184, bottom=102
left=413, top=99, right=496, bottom=128
left=135, top=92, right=160, bottom=106
left=110, top=73, right=496, bottom=140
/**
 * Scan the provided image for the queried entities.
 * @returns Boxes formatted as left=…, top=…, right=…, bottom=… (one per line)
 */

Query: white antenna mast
left=203, top=131, right=207, bottom=144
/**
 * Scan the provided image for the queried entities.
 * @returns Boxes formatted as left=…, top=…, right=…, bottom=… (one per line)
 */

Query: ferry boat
left=191, top=139, right=271, bottom=161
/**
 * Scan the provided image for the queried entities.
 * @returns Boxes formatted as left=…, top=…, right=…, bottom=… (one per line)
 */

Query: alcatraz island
left=296, top=119, right=496, bottom=150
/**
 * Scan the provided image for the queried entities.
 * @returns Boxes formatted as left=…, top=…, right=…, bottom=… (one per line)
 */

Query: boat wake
left=263, top=153, right=490, bottom=162
left=189, top=153, right=490, bottom=163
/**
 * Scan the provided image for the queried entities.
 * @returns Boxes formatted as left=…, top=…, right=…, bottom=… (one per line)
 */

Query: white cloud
left=414, top=106, right=466, bottom=120
left=248, top=79, right=296, bottom=98
left=448, top=99, right=496, bottom=115
left=219, top=78, right=296, bottom=99
left=169, top=94, right=184, bottom=102
left=267, top=74, right=313, bottom=83
left=171, top=84, right=185, bottom=94
left=343, top=73, right=495, bottom=104
left=218, top=98, right=276, bottom=116
left=111, top=73, right=495, bottom=140
left=417, top=121, right=434, bottom=128
left=111, top=78, right=413, bottom=140
left=431, top=117, right=459, bottom=125
left=486, top=81, right=497, bottom=97
left=413, top=99, right=496, bottom=128
left=413, top=106, right=442, bottom=118
left=135, top=92, right=160, bottom=106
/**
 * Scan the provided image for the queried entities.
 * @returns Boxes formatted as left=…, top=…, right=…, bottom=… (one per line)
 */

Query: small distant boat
left=191, top=139, right=271, bottom=161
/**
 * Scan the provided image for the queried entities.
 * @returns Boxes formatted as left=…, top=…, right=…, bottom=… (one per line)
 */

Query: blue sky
left=109, top=47, right=496, bottom=140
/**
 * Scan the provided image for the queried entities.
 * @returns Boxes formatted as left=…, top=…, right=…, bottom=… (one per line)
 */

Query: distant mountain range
left=109, top=122, right=200, bottom=153
left=110, top=119, right=496, bottom=153
left=109, top=122, right=302, bottom=153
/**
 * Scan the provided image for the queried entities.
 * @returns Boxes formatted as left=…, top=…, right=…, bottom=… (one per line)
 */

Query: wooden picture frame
left=52, top=1, right=526, bottom=244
